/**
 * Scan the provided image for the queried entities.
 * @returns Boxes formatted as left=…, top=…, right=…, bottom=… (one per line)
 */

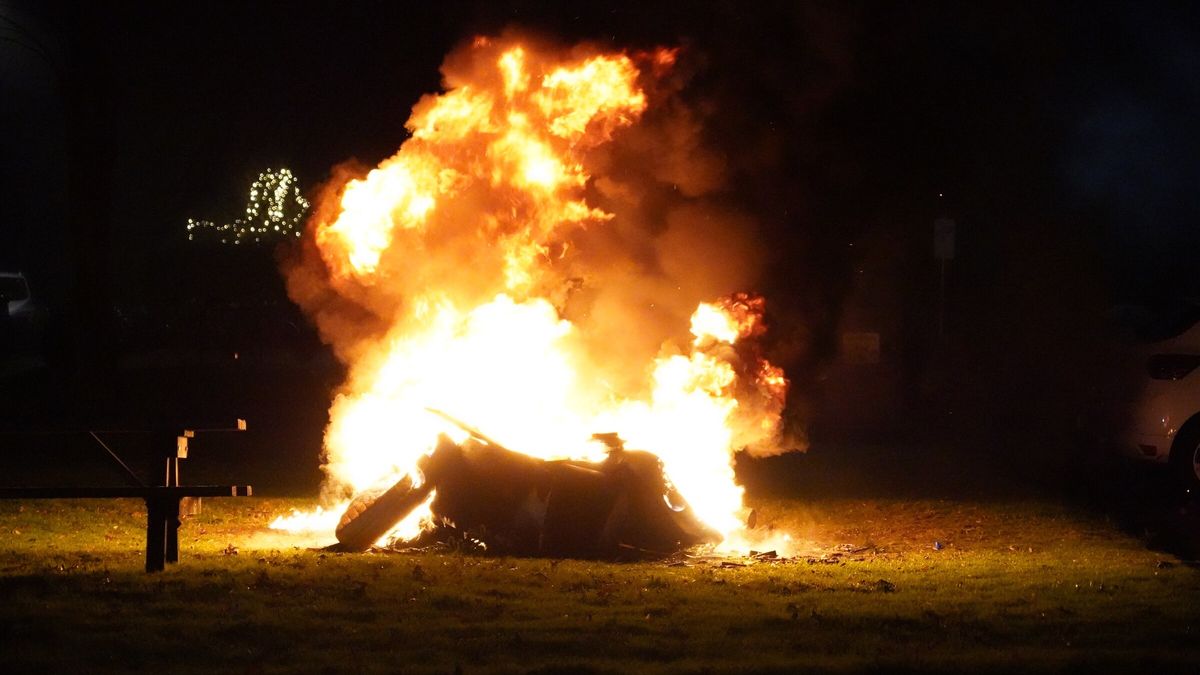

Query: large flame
left=274, top=35, right=789, bottom=551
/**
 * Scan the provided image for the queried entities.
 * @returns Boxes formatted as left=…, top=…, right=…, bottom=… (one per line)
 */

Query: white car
left=1121, top=314, right=1200, bottom=492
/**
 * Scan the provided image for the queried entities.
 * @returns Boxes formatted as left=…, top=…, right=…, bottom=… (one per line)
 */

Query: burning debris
left=335, top=414, right=718, bottom=558
left=273, top=34, right=793, bottom=554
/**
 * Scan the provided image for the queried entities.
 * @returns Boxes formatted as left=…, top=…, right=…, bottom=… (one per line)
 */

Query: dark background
left=3, top=1, right=1199, bottom=501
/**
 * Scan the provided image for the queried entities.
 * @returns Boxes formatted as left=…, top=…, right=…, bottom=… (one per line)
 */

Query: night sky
left=4, top=1, right=1200, bottom=332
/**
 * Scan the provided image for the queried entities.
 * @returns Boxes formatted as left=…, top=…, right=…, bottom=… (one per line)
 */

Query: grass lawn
left=1, top=496, right=1198, bottom=673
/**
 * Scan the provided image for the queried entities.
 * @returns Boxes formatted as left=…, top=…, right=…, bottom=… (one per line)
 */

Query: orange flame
left=278, top=36, right=790, bottom=551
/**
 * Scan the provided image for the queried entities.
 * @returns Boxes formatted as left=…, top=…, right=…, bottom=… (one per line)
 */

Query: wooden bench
left=0, top=422, right=252, bottom=572
left=0, top=485, right=253, bottom=572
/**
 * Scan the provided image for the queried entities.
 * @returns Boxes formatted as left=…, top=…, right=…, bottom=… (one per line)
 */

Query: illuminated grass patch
left=0, top=498, right=1197, bottom=673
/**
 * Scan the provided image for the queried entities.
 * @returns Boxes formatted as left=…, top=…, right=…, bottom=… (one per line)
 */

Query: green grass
left=1, top=497, right=1198, bottom=673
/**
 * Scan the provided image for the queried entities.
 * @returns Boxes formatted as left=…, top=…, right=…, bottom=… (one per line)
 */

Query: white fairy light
left=186, top=167, right=310, bottom=245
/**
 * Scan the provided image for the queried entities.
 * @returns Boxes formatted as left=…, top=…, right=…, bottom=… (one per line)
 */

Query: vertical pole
left=938, top=258, right=946, bottom=341
left=165, top=497, right=181, bottom=564
left=145, top=498, right=166, bottom=573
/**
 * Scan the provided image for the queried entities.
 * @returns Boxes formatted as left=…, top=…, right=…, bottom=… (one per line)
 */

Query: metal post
left=938, top=258, right=946, bottom=341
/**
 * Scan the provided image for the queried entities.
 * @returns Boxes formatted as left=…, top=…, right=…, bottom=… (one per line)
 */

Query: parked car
left=0, top=271, right=33, bottom=318
left=1118, top=304, right=1200, bottom=492
left=0, top=271, right=46, bottom=355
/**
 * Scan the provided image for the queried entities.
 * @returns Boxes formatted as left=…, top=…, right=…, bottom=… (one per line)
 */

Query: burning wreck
left=335, top=414, right=720, bottom=557
left=272, top=34, right=794, bottom=556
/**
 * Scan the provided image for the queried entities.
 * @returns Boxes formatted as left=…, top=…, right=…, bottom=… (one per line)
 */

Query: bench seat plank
left=0, top=486, right=252, bottom=499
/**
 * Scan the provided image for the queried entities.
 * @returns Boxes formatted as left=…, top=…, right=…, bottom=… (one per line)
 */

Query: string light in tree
left=186, top=168, right=310, bottom=245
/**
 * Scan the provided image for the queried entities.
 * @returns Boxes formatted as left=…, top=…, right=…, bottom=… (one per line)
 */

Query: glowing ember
left=277, top=34, right=791, bottom=552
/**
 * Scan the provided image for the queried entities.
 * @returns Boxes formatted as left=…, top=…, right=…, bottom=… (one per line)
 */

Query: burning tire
left=334, top=475, right=433, bottom=552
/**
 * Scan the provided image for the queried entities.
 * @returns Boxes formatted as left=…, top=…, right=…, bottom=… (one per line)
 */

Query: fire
left=277, top=35, right=790, bottom=552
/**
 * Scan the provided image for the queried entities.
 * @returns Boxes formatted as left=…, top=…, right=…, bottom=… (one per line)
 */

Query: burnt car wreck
left=334, top=416, right=720, bottom=559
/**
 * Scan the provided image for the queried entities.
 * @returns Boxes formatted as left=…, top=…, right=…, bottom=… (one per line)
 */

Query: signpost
left=934, top=217, right=955, bottom=340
